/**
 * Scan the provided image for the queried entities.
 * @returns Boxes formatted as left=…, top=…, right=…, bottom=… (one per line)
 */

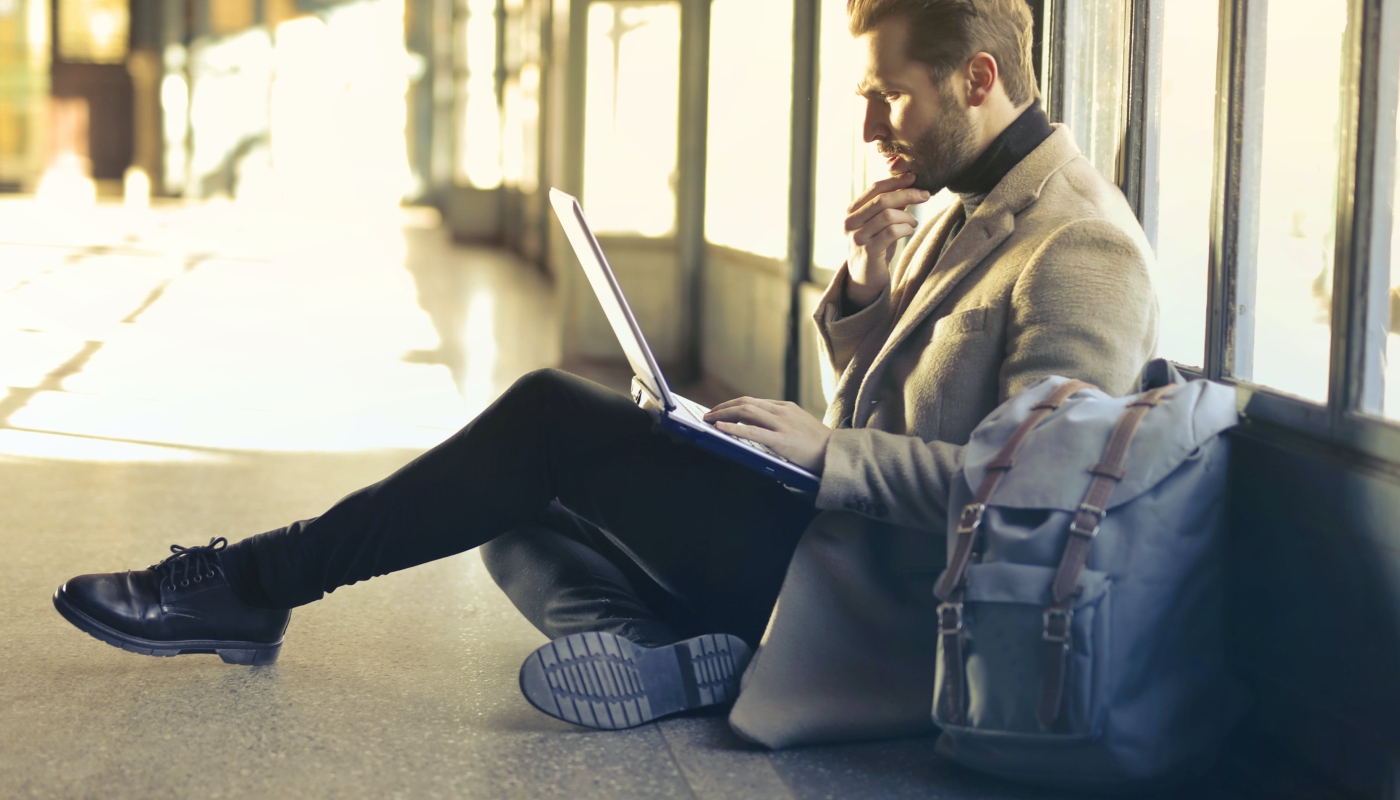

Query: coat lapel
left=849, top=126, right=1085, bottom=427
left=824, top=207, right=961, bottom=429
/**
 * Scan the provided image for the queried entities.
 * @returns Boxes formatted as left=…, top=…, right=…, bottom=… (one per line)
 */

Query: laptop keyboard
left=674, top=395, right=786, bottom=461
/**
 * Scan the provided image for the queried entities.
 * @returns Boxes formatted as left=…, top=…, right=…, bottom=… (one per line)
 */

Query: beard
left=878, top=93, right=981, bottom=195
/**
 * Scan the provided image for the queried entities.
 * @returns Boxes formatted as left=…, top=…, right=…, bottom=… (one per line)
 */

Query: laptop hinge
left=631, top=376, right=668, bottom=415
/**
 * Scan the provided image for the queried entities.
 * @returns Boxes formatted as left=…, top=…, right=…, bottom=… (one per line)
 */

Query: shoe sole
left=52, top=588, right=282, bottom=666
left=518, top=631, right=751, bottom=730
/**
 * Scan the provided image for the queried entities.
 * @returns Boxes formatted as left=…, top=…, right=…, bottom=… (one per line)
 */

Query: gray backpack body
left=930, top=366, right=1248, bottom=790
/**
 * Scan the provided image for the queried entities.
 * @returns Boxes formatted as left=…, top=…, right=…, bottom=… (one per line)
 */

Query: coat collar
left=851, top=126, right=1085, bottom=426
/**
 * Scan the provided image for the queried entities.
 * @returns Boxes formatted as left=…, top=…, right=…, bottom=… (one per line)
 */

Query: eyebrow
left=856, top=80, right=894, bottom=99
left=856, top=82, right=901, bottom=100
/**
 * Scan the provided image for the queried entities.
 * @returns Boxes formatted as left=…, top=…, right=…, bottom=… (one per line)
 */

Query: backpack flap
left=960, top=377, right=1238, bottom=513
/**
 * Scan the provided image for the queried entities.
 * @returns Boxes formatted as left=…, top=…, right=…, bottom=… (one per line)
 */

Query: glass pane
left=1381, top=44, right=1400, bottom=417
left=57, top=0, right=128, bottom=64
left=0, top=0, right=50, bottom=188
left=1150, top=0, right=1217, bottom=367
left=458, top=0, right=502, bottom=189
left=703, top=0, right=792, bottom=259
left=812, top=1, right=870, bottom=274
left=582, top=1, right=680, bottom=237
left=810, top=2, right=952, bottom=277
left=1245, top=1, right=1347, bottom=402
left=1060, top=0, right=1128, bottom=181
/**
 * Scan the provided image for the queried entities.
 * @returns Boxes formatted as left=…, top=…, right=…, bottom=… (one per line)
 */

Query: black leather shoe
left=518, top=632, right=751, bottom=729
left=52, top=537, right=290, bottom=665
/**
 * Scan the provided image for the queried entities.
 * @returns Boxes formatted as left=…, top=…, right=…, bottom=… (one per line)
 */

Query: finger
left=846, top=189, right=931, bottom=230
left=852, top=214, right=918, bottom=247
left=704, top=396, right=789, bottom=417
left=706, top=396, right=760, bottom=413
left=715, top=420, right=782, bottom=447
left=860, top=223, right=918, bottom=253
left=850, top=207, right=917, bottom=239
left=847, top=172, right=916, bottom=213
left=705, top=404, right=784, bottom=430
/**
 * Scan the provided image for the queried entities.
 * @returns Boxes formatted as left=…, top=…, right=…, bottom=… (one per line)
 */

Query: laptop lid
left=548, top=188, right=675, bottom=411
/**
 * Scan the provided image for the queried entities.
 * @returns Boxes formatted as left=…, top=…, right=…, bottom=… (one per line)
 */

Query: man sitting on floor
left=52, top=0, right=1157, bottom=740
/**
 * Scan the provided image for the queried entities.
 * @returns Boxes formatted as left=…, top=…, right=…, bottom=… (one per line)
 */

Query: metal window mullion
left=1042, top=0, right=1067, bottom=122
left=1331, top=0, right=1398, bottom=418
left=1205, top=0, right=1265, bottom=382
left=1120, top=0, right=1162, bottom=247
left=784, top=0, right=818, bottom=403
left=676, top=0, right=710, bottom=380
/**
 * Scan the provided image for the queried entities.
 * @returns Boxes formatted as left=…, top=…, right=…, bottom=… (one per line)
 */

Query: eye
left=883, top=92, right=902, bottom=102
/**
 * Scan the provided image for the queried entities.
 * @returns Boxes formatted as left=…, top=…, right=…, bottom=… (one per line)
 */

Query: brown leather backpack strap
left=934, top=378, right=1094, bottom=601
left=1036, top=385, right=1175, bottom=730
left=932, top=378, right=1092, bottom=726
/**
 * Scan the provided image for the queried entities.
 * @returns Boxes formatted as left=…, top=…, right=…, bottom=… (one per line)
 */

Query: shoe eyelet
left=180, top=580, right=189, bottom=587
left=193, top=575, right=202, bottom=582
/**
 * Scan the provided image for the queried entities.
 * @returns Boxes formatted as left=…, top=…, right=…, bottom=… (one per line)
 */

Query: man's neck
left=947, top=100, right=1053, bottom=197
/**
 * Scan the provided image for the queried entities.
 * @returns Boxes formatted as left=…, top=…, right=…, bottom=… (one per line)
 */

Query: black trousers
left=221, top=369, right=819, bottom=648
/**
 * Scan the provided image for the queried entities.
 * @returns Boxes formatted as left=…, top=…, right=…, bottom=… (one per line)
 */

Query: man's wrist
left=842, top=274, right=886, bottom=315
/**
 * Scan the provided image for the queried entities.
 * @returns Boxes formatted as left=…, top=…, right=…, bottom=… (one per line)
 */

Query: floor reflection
left=0, top=197, right=557, bottom=461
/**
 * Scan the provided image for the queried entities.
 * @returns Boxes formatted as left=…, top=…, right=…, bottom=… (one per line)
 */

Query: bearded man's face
left=855, top=18, right=983, bottom=194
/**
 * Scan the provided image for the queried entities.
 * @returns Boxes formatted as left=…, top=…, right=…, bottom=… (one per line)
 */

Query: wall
left=699, top=244, right=789, bottom=401
left=1231, top=424, right=1400, bottom=799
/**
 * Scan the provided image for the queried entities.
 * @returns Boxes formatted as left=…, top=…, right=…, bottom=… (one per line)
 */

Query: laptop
left=549, top=188, right=821, bottom=494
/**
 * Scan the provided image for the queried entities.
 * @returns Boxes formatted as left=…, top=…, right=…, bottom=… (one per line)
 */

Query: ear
left=966, top=52, right=998, bottom=107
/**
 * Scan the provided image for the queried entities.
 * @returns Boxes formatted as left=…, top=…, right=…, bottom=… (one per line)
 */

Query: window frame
left=1104, top=0, right=1400, bottom=464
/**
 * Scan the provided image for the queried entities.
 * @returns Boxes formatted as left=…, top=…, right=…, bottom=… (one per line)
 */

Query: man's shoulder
left=1015, top=156, right=1151, bottom=260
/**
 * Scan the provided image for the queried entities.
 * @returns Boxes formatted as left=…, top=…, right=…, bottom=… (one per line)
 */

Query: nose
left=862, top=98, right=890, bottom=144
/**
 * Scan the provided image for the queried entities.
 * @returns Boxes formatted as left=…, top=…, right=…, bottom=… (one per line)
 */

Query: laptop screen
left=548, top=189, right=673, bottom=409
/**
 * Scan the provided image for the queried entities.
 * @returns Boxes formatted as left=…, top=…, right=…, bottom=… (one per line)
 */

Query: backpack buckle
left=937, top=602, right=964, bottom=634
left=1068, top=502, right=1105, bottom=537
left=1042, top=607, right=1073, bottom=643
left=956, top=503, right=986, bottom=534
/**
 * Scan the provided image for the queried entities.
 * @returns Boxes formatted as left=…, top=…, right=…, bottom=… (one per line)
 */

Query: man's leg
left=56, top=369, right=815, bottom=671
left=480, top=502, right=709, bottom=648
left=217, top=368, right=817, bottom=641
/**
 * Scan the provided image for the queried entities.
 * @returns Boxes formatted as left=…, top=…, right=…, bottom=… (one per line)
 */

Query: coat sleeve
left=811, top=265, right=892, bottom=376
left=813, top=217, right=1159, bottom=530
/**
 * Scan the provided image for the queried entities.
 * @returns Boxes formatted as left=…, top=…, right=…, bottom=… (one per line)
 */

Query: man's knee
left=478, top=536, right=514, bottom=587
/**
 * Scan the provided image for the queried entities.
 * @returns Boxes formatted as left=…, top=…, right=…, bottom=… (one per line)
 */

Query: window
left=1058, top=0, right=1129, bottom=182
left=811, top=1, right=873, bottom=276
left=456, top=0, right=502, bottom=189
left=1240, top=0, right=1349, bottom=403
left=581, top=1, right=681, bottom=236
left=1148, top=0, right=1217, bottom=368
left=1380, top=42, right=1400, bottom=419
left=810, top=1, right=952, bottom=279
left=57, top=0, right=127, bottom=64
left=703, top=0, right=793, bottom=259
left=501, top=0, right=543, bottom=193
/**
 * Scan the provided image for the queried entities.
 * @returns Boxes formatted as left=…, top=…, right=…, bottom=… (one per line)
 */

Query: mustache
left=877, top=141, right=912, bottom=159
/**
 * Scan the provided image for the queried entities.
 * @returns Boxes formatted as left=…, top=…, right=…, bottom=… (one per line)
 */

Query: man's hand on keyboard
left=703, top=398, right=831, bottom=474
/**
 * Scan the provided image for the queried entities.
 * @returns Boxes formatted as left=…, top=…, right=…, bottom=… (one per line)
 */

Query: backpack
left=930, top=361, right=1248, bottom=790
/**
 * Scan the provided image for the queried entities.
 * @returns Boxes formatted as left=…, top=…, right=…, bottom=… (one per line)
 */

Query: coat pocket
left=933, top=562, right=1112, bottom=739
left=932, top=306, right=989, bottom=338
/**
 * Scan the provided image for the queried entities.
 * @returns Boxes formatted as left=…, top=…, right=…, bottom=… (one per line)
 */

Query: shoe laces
left=151, top=537, right=228, bottom=592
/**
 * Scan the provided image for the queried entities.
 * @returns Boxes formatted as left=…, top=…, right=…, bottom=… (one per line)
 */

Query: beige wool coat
left=728, top=125, right=1159, bottom=748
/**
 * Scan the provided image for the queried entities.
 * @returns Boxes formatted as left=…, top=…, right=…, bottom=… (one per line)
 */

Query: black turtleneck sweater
left=933, top=99, right=1053, bottom=261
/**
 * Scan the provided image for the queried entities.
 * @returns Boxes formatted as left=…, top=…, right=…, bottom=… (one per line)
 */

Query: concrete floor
left=0, top=198, right=1242, bottom=799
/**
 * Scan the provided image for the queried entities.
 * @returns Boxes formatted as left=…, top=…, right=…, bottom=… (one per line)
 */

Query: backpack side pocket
left=933, top=562, right=1112, bottom=738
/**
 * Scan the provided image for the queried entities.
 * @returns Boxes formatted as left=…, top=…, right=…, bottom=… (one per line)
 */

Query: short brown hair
left=848, top=0, right=1039, bottom=106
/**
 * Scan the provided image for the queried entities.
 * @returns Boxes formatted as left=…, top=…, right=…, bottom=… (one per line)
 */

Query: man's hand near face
left=844, top=172, right=931, bottom=309
left=703, top=398, right=832, bottom=474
